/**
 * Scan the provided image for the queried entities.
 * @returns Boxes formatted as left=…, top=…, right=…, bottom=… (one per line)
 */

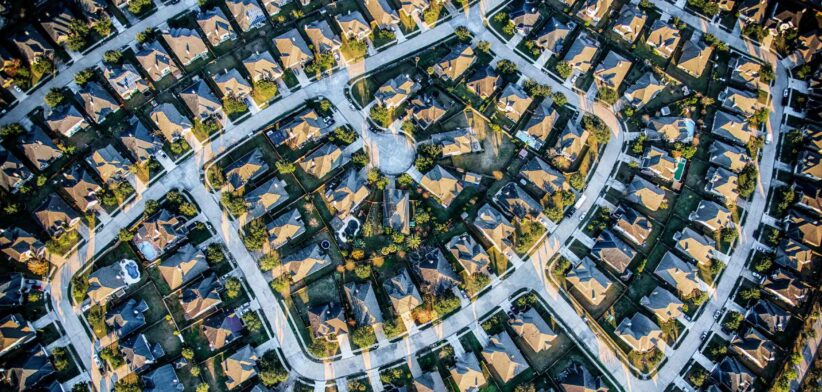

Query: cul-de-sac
left=0, top=0, right=819, bottom=390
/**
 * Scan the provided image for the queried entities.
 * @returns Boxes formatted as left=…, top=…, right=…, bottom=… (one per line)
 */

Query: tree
left=514, top=384, right=536, bottom=392
left=568, top=172, right=585, bottom=190
left=351, top=326, right=377, bottom=348
left=406, top=234, right=421, bottom=249
left=259, top=367, right=288, bottom=386
left=128, top=0, right=153, bottom=14
left=32, top=59, right=54, bottom=75
left=688, top=369, right=708, bottom=387
left=94, top=17, right=114, bottom=37
left=242, top=311, right=263, bottom=332
left=181, top=347, right=194, bottom=360
left=354, top=264, right=371, bottom=279
left=709, top=344, right=727, bottom=358
left=243, top=220, right=267, bottom=250
left=45, top=89, right=65, bottom=108
left=103, top=50, right=123, bottom=65
left=597, top=87, right=618, bottom=104
left=723, top=311, right=743, bottom=331
left=454, top=26, right=471, bottom=42
left=252, top=79, right=278, bottom=103
left=331, top=127, right=358, bottom=145
left=476, top=40, right=491, bottom=54
left=221, top=192, right=247, bottom=216
left=223, top=96, right=248, bottom=116
left=225, top=277, right=242, bottom=299
left=555, top=61, right=573, bottom=79
left=0, top=123, right=24, bottom=139
left=270, top=275, right=290, bottom=293
left=737, top=164, right=758, bottom=198
left=495, top=59, right=518, bottom=75
left=113, top=381, right=140, bottom=392
left=27, top=258, right=49, bottom=276
left=190, top=366, right=201, bottom=376
left=582, top=114, right=610, bottom=143
left=136, top=27, right=155, bottom=44
left=51, top=347, right=70, bottom=371
left=72, top=383, right=91, bottom=392
left=71, top=275, right=90, bottom=304
left=739, top=287, right=760, bottom=301
left=721, top=226, right=738, bottom=243
left=463, top=272, right=490, bottom=296
left=74, top=68, right=95, bottom=86
left=551, top=92, right=567, bottom=107
left=196, top=383, right=209, bottom=392
left=367, top=168, right=388, bottom=189
left=274, top=160, right=296, bottom=174
left=178, top=202, right=197, bottom=216
left=258, top=252, right=281, bottom=271
left=370, top=104, right=392, bottom=127
left=352, top=151, right=369, bottom=167
left=523, top=79, right=552, bottom=98
left=206, top=243, right=224, bottom=264
left=752, top=256, right=772, bottom=273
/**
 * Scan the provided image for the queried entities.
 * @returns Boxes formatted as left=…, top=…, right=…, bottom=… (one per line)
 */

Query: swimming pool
left=673, top=158, right=687, bottom=182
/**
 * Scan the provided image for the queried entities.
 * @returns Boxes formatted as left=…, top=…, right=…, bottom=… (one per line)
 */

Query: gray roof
left=591, top=230, right=636, bottom=274
left=520, top=156, right=567, bottom=194
left=711, top=356, right=756, bottom=392
left=383, top=269, right=422, bottom=314
left=414, top=248, right=460, bottom=295
left=60, top=164, right=102, bottom=212
left=494, top=181, right=542, bottom=220
left=180, top=79, right=223, bottom=122
left=243, top=176, right=289, bottom=220
left=119, top=116, right=161, bottom=164
left=106, top=298, right=149, bottom=338
left=344, top=281, right=383, bottom=326
left=18, top=127, right=61, bottom=171
left=0, top=147, right=32, bottom=193
left=225, top=148, right=269, bottom=191
left=447, top=234, right=491, bottom=276
left=384, top=189, right=410, bottom=234
left=143, top=364, right=183, bottom=392
left=159, top=244, right=210, bottom=290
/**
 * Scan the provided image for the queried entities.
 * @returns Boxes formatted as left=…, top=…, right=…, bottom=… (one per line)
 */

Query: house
left=87, top=144, right=129, bottom=184
left=465, top=66, right=500, bottom=99
left=615, top=313, right=663, bottom=353
left=613, top=5, right=646, bottom=43
left=304, top=20, right=341, bottom=54
left=433, top=128, right=481, bottom=157
left=710, top=140, right=749, bottom=173
left=133, top=209, right=183, bottom=261
left=384, top=189, right=410, bottom=234
left=419, top=165, right=463, bottom=208
left=558, top=361, right=607, bottom=392
left=474, top=204, right=515, bottom=251
left=224, top=149, right=269, bottom=191
left=624, top=72, right=664, bottom=109
left=34, top=194, right=81, bottom=237
left=202, top=311, right=244, bottom=350
left=731, top=57, right=765, bottom=90
left=243, top=177, right=288, bottom=220
left=625, top=175, right=666, bottom=211
left=613, top=206, right=653, bottom=246
left=12, top=26, right=54, bottom=65
left=86, top=259, right=140, bottom=304
left=40, top=9, right=77, bottom=46
left=383, top=269, right=422, bottom=314
left=142, top=364, right=183, bottom=392
left=413, top=372, right=448, bottom=392
left=259, top=0, right=288, bottom=16
left=181, top=79, right=224, bottom=124
left=226, top=0, right=267, bottom=32
left=0, top=228, right=44, bottom=263
left=640, top=146, right=677, bottom=183
left=719, top=87, right=761, bottom=117
left=712, top=111, right=755, bottom=146
left=326, top=167, right=370, bottom=219
left=242, top=51, right=283, bottom=83
left=520, top=156, right=567, bottom=195
left=746, top=299, right=790, bottom=335
left=78, top=81, right=120, bottom=124
left=795, top=150, right=822, bottom=182
left=76, top=0, right=110, bottom=19
left=645, top=117, right=695, bottom=143
left=674, top=227, right=717, bottom=266
left=196, top=8, right=236, bottom=46
left=103, top=63, right=150, bottom=100
left=448, top=234, right=491, bottom=276
left=106, top=298, right=149, bottom=338
left=494, top=181, right=542, bottom=220
left=180, top=274, right=222, bottom=320
left=654, top=251, right=706, bottom=298
left=563, top=33, right=600, bottom=74
left=762, top=268, right=809, bottom=308
left=344, top=281, right=383, bottom=326
left=592, top=230, right=636, bottom=275
left=136, top=41, right=181, bottom=82
left=640, top=287, right=684, bottom=322
left=266, top=208, right=305, bottom=249
left=400, top=0, right=429, bottom=18
left=787, top=210, right=822, bottom=248
left=162, top=28, right=209, bottom=66
left=705, top=166, right=739, bottom=206
left=280, top=109, right=328, bottom=149
left=0, top=314, right=34, bottom=358
left=159, top=244, right=209, bottom=290
left=775, top=238, right=814, bottom=274
left=307, top=301, right=348, bottom=339
left=594, top=51, right=632, bottom=90
left=508, top=2, right=540, bottom=36
left=414, top=249, right=459, bottom=295
left=214, top=68, right=252, bottom=99
left=566, top=257, right=613, bottom=306
left=434, top=45, right=475, bottom=81
left=576, top=0, right=612, bottom=24
left=646, top=19, right=681, bottom=57
left=374, top=74, right=419, bottom=108
left=120, top=333, right=164, bottom=373
left=150, top=103, right=192, bottom=143
left=46, top=104, right=88, bottom=137
left=363, top=0, right=400, bottom=29
left=409, top=97, right=447, bottom=130
left=335, top=11, right=371, bottom=41
left=482, top=332, right=528, bottom=383
left=533, top=17, right=573, bottom=54
left=297, top=143, right=347, bottom=178
left=496, top=84, right=533, bottom=123
left=273, top=30, right=313, bottom=69
left=676, top=40, right=713, bottom=77
left=281, top=243, right=332, bottom=281
left=731, top=328, right=776, bottom=371
left=18, top=127, right=61, bottom=171
left=60, top=165, right=102, bottom=212
left=0, top=148, right=32, bottom=194
left=2, top=345, right=54, bottom=392
left=450, top=353, right=487, bottom=392
left=711, top=356, right=756, bottom=392
left=222, top=345, right=258, bottom=390
left=120, top=117, right=161, bottom=164
left=794, top=180, right=822, bottom=216
left=509, top=308, right=557, bottom=352
left=690, top=199, right=732, bottom=233
left=554, top=123, right=590, bottom=162
left=518, top=103, right=558, bottom=149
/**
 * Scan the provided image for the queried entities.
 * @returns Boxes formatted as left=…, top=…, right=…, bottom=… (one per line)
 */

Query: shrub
left=223, top=96, right=248, bottom=116
left=351, top=325, right=377, bottom=348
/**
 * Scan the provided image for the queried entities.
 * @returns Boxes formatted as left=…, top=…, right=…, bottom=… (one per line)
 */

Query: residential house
left=2, top=345, right=54, bottom=392
left=645, top=117, right=695, bottom=143
left=558, top=361, right=607, bottom=392
left=197, top=8, right=236, bottom=47
left=640, top=287, right=684, bottom=322
left=576, top=0, right=612, bottom=24
left=259, top=0, right=288, bottom=16
left=646, top=19, right=681, bottom=57
left=0, top=228, right=44, bottom=263
left=280, top=242, right=332, bottom=282
left=87, top=144, right=129, bottom=184
left=76, top=0, right=110, bottom=19
left=794, top=180, right=822, bottom=216
left=266, top=208, right=305, bottom=249
left=159, top=244, right=209, bottom=290
left=374, top=73, right=419, bottom=108
left=400, top=0, right=429, bottom=18
left=594, top=51, right=632, bottom=90
left=226, top=0, right=267, bottom=32
left=136, top=41, right=181, bottom=82
left=414, top=249, right=460, bottom=295
left=344, top=281, right=383, bottom=326
left=162, top=28, right=209, bottom=66
left=280, top=109, right=327, bottom=148
left=106, top=298, right=149, bottom=338
left=795, top=149, right=822, bottom=182
left=624, top=72, right=664, bottom=109
left=202, top=312, right=244, bottom=350
left=60, top=165, right=102, bottom=213
left=592, top=230, right=636, bottom=275
left=434, top=45, right=475, bottom=81
left=120, top=117, right=161, bottom=165
left=46, top=104, right=88, bottom=137
left=566, top=257, right=613, bottom=306
left=731, top=57, right=765, bottom=90
left=86, top=260, right=139, bottom=304
left=0, top=148, right=32, bottom=194
left=711, top=356, right=756, bottom=392
left=689, top=199, right=732, bottom=233
left=774, top=238, right=814, bottom=274
left=299, top=143, right=345, bottom=179
left=384, top=189, right=410, bottom=234
left=448, top=234, right=491, bottom=276
left=12, top=26, right=54, bottom=65
left=142, top=364, right=183, bottom=392
left=625, top=175, right=666, bottom=211
left=719, top=87, right=761, bottom=117
left=273, top=29, right=313, bottom=69
left=335, top=11, right=372, bottom=41
left=710, top=140, right=749, bottom=172
left=496, top=84, right=532, bottom=123
left=18, top=127, right=61, bottom=171
left=508, top=3, right=539, bottom=36
left=534, top=17, right=573, bottom=54
left=613, top=206, right=653, bottom=246
left=654, top=251, right=706, bottom=298
left=179, top=274, right=222, bottom=320
left=133, top=209, right=183, bottom=261
left=433, top=128, right=481, bottom=157
left=731, top=328, right=776, bottom=371
left=363, top=0, right=400, bottom=29
left=243, top=176, right=288, bottom=220
left=304, top=20, right=341, bottom=54
left=419, top=165, right=463, bottom=208
left=553, top=123, right=589, bottom=162
left=40, top=9, right=76, bottom=46
left=613, top=5, right=646, bottom=43
left=465, top=66, right=500, bottom=99
left=563, top=33, right=600, bottom=74
left=509, top=308, right=557, bottom=352
left=705, top=166, right=739, bottom=206
left=518, top=102, right=558, bottom=149
left=34, top=194, right=81, bottom=237
left=181, top=79, right=224, bottom=123
left=762, top=268, right=809, bottom=308
left=746, top=299, right=790, bottom=335
left=0, top=314, right=35, bottom=358
left=214, top=68, right=252, bottom=100
left=520, top=156, right=567, bottom=195
left=414, top=372, right=447, bottom=392
left=120, top=333, right=164, bottom=373
left=224, top=148, right=269, bottom=191
left=242, top=51, right=283, bottom=83
left=149, top=103, right=193, bottom=143
left=712, top=111, right=756, bottom=146
left=409, top=97, right=447, bottom=130
left=676, top=39, right=713, bottom=77
left=615, top=313, right=663, bottom=353
left=450, top=353, right=487, bottom=392
left=327, top=167, right=370, bottom=219
left=103, top=63, right=150, bottom=100
left=78, top=81, right=120, bottom=124
left=383, top=269, right=422, bottom=315
left=641, top=146, right=677, bottom=183
left=674, top=227, right=717, bottom=266
left=306, top=302, right=348, bottom=340
left=482, top=332, right=529, bottom=383
left=222, top=345, right=258, bottom=390
left=474, top=204, right=515, bottom=251
left=494, top=181, right=542, bottom=220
